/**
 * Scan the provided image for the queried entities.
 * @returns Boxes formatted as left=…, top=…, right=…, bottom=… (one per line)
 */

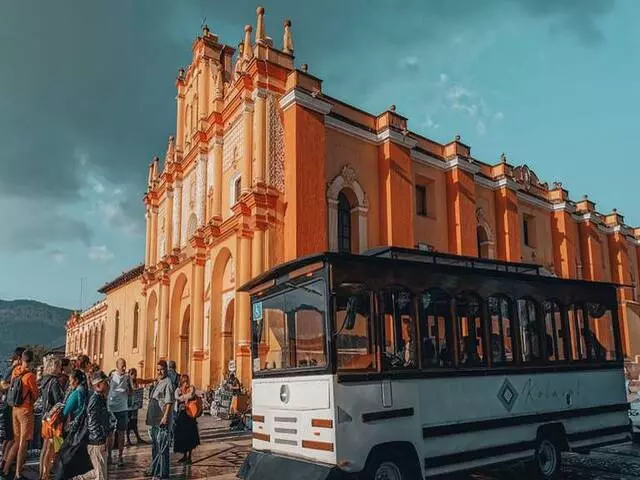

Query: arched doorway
left=170, top=273, right=189, bottom=365
left=211, top=247, right=235, bottom=383
left=145, top=291, right=158, bottom=378
left=180, top=305, right=191, bottom=375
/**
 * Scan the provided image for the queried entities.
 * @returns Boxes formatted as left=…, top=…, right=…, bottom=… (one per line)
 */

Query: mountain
left=0, top=299, right=72, bottom=366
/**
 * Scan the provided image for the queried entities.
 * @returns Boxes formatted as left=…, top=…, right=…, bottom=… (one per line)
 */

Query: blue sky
left=0, top=0, right=638, bottom=309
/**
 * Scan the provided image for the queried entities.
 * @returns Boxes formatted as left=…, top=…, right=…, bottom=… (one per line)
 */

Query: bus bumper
left=237, top=450, right=349, bottom=480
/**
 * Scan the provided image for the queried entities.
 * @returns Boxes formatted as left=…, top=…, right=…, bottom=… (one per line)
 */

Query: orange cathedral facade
left=66, top=7, right=640, bottom=388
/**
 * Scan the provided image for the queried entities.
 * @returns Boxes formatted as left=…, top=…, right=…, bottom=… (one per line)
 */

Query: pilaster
left=241, top=101, right=254, bottom=193
left=494, top=187, right=522, bottom=262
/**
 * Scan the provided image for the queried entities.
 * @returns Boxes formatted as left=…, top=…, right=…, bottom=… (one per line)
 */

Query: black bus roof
left=239, top=247, right=622, bottom=293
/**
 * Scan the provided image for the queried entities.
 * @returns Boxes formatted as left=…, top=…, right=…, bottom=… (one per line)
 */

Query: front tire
left=531, top=438, right=561, bottom=479
left=363, top=448, right=420, bottom=480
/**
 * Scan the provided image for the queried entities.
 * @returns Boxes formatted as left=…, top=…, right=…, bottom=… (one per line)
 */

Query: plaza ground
left=16, top=415, right=640, bottom=479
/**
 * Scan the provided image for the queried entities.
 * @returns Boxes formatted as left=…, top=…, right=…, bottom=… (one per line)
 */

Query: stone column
left=173, top=181, right=183, bottom=250
left=191, top=250, right=205, bottom=386
left=241, top=102, right=254, bottom=193
left=196, top=155, right=206, bottom=226
left=176, top=92, right=185, bottom=154
left=252, top=229, right=265, bottom=277
left=212, top=138, right=223, bottom=220
left=236, top=234, right=252, bottom=386
left=144, top=209, right=151, bottom=265
left=165, top=189, right=174, bottom=255
left=253, top=90, right=267, bottom=184
left=150, top=206, right=159, bottom=265
left=158, top=275, right=170, bottom=361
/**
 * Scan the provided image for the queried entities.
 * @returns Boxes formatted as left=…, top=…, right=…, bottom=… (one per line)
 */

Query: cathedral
left=66, top=7, right=640, bottom=388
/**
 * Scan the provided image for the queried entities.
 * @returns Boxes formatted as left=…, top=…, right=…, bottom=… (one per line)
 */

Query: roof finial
left=300, top=63, right=308, bottom=73
left=455, top=134, right=461, bottom=142
left=583, top=194, right=589, bottom=200
left=177, top=68, right=185, bottom=81
left=152, top=155, right=160, bottom=182
left=283, top=20, right=293, bottom=54
left=613, top=208, right=618, bottom=213
left=500, top=152, right=507, bottom=163
left=243, top=25, right=254, bottom=61
left=389, top=104, right=396, bottom=112
left=256, top=6, right=265, bottom=43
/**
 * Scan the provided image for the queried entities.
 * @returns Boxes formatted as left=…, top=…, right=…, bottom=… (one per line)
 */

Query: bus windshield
left=252, top=278, right=328, bottom=374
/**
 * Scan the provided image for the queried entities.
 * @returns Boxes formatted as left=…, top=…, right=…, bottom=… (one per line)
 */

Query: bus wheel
left=532, top=438, right=561, bottom=479
left=365, top=449, right=419, bottom=480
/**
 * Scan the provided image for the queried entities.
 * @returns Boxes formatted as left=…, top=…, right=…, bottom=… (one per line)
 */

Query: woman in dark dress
left=173, top=374, right=200, bottom=464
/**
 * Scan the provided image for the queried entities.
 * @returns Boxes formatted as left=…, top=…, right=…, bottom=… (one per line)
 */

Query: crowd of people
left=0, top=348, right=202, bottom=480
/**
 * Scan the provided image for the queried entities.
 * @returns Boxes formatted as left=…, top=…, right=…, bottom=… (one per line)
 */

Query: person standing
left=86, top=371, right=111, bottom=480
left=167, top=361, right=179, bottom=392
left=173, top=374, right=200, bottom=464
left=1, top=350, right=39, bottom=480
left=107, top=358, right=131, bottom=467
left=63, top=370, right=88, bottom=433
left=0, top=347, right=25, bottom=472
left=38, top=356, right=64, bottom=480
left=145, top=360, right=174, bottom=480
left=58, top=358, right=71, bottom=394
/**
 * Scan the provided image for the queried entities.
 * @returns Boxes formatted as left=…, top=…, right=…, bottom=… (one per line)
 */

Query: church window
left=415, top=184, right=427, bottom=216
left=132, top=303, right=139, bottom=349
left=114, top=310, right=120, bottom=352
left=337, top=192, right=352, bottom=253
left=523, top=214, right=536, bottom=248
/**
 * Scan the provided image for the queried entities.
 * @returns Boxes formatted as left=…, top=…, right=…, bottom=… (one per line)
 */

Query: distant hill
left=0, top=299, right=71, bottom=369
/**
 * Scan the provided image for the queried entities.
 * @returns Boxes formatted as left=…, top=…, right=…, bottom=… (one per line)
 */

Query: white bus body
left=246, top=368, right=628, bottom=479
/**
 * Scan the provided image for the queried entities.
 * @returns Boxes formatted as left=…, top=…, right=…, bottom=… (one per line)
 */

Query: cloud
left=0, top=197, right=92, bottom=252
left=88, top=245, right=114, bottom=262
left=439, top=73, right=449, bottom=85
left=424, top=116, right=440, bottom=130
left=476, top=119, right=487, bottom=136
left=513, top=0, right=615, bottom=46
left=399, top=56, right=419, bottom=71
left=50, top=249, right=66, bottom=264
left=96, top=198, right=144, bottom=237
left=494, top=111, right=505, bottom=121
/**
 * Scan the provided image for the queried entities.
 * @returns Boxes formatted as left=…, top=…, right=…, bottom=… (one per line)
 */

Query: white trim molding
left=516, top=191, right=553, bottom=212
left=279, top=88, right=332, bottom=115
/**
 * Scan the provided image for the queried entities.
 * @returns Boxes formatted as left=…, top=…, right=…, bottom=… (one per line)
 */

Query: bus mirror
left=345, top=296, right=358, bottom=330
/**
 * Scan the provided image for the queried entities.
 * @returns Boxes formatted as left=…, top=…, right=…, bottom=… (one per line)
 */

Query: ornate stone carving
left=268, top=94, right=285, bottom=192
left=512, top=164, right=541, bottom=192
left=196, top=156, right=206, bottom=226
left=341, top=164, right=357, bottom=186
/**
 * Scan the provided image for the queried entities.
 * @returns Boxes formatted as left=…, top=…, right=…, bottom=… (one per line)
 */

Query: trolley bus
left=238, top=247, right=630, bottom=480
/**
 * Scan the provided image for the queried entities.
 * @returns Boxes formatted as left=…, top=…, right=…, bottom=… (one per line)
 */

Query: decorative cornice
left=444, top=156, right=480, bottom=175
left=410, top=149, right=446, bottom=170
left=551, top=202, right=576, bottom=213
left=377, top=128, right=418, bottom=149
left=325, top=115, right=378, bottom=143
left=516, top=191, right=553, bottom=212
left=279, top=88, right=332, bottom=115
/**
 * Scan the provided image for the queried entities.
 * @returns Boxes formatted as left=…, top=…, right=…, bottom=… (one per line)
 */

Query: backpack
left=6, top=372, right=28, bottom=407
left=42, top=403, right=65, bottom=439
left=185, top=396, right=203, bottom=419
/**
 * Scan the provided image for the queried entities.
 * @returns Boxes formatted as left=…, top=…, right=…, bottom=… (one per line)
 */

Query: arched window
left=419, top=288, right=454, bottom=368
left=380, top=287, right=417, bottom=370
left=487, top=295, right=515, bottom=365
left=114, top=310, right=120, bottom=352
left=337, top=192, right=351, bottom=253
left=477, top=226, right=490, bottom=259
left=517, top=298, right=541, bottom=363
left=132, top=303, right=139, bottom=349
left=455, top=292, right=485, bottom=367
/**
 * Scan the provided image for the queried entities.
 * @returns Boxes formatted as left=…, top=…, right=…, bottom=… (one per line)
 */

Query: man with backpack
left=0, top=350, right=38, bottom=480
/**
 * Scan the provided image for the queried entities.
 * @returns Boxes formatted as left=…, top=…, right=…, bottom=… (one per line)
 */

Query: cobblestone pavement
left=19, top=415, right=251, bottom=480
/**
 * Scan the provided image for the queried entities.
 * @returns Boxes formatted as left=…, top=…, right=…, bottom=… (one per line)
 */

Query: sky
left=1, top=0, right=638, bottom=309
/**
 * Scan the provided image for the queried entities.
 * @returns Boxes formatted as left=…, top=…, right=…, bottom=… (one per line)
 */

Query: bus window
left=487, top=295, right=515, bottom=365
left=586, top=303, right=617, bottom=361
left=543, top=300, right=566, bottom=362
left=419, top=289, right=454, bottom=368
left=568, top=304, right=588, bottom=361
left=335, top=285, right=377, bottom=371
left=455, top=292, right=485, bottom=367
left=253, top=278, right=327, bottom=372
left=381, top=288, right=417, bottom=370
left=517, top=298, right=541, bottom=363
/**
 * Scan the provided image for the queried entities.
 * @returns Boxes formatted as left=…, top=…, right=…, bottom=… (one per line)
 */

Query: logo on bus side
left=497, top=378, right=519, bottom=412
left=280, top=384, right=290, bottom=404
